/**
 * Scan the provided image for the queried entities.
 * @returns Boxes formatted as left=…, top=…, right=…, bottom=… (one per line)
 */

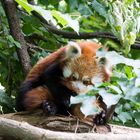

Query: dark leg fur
left=16, top=62, right=76, bottom=115
left=93, top=95, right=107, bottom=125
left=42, top=100, right=57, bottom=115
left=93, top=110, right=107, bottom=125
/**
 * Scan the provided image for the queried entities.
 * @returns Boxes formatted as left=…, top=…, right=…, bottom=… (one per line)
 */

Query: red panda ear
left=97, top=57, right=112, bottom=81
left=65, top=41, right=81, bottom=59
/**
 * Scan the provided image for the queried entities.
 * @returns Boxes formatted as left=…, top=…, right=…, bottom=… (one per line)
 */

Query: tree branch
left=31, top=11, right=140, bottom=50
left=27, top=43, right=54, bottom=53
left=0, top=112, right=140, bottom=140
left=1, top=0, right=31, bottom=75
left=25, top=33, right=49, bottom=43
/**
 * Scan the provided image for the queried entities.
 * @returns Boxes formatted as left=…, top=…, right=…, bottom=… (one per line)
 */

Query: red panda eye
left=83, top=80, right=88, bottom=85
left=72, top=76, right=77, bottom=81
left=83, top=79, right=90, bottom=85
left=71, top=74, right=77, bottom=81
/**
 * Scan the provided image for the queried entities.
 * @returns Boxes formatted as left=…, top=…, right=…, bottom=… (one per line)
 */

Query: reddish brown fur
left=78, top=41, right=101, bottom=57
left=27, top=47, right=65, bottom=81
left=24, top=87, right=53, bottom=111
left=27, top=41, right=101, bottom=81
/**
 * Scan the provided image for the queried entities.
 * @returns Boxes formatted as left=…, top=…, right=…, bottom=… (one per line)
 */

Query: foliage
left=0, top=3, right=23, bottom=109
left=0, top=85, right=15, bottom=113
left=0, top=0, right=140, bottom=128
left=91, top=0, right=140, bottom=55
left=16, top=0, right=79, bottom=33
left=71, top=51, right=140, bottom=126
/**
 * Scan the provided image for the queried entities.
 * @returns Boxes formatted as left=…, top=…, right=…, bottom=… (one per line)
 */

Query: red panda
left=16, top=41, right=112, bottom=125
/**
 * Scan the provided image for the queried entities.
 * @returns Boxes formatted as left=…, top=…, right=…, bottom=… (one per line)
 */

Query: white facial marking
left=63, top=66, right=72, bottom=78
left=82, top=76, right=89, bottom=80
left=72, top=81, right=93, bottom=94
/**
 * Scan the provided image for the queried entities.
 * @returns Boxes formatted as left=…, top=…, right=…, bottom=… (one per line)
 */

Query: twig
left=25, top=34, right=49, bottom=43
left=27, top=43, right=54, bottom=53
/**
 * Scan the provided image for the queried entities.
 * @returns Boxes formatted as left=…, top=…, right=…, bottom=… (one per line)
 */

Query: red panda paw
left=42, top=100, right=57, bottom=115
left=93, top=110, right=107, bottom=125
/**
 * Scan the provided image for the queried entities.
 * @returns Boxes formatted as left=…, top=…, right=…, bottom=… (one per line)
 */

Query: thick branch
left=0, top=113, right=140, bottom=140
left=2, top=0, right=31, bottom=75
left=32, top=11, right=140, bottom=50
left=32, top=11, right=116, bottom=39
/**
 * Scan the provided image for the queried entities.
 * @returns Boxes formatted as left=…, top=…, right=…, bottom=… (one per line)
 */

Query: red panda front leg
left=24, top=87, right=57, bottom=115
left=71, top=96, right=107, bottom=125
left=42, top=100, right=57, bottom=115
left=93, top=95, right=107, bottom=125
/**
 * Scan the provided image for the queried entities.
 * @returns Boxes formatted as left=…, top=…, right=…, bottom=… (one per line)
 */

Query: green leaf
left=58, top=0, right=67, bottom=12
left=6, top=35, right=21, bottom=48
left=16, top=0, right=79, bottom=32
left=0, top=89, right=13, bottom=108
left=68, top=0, right=78, bottom=10
left=70, top=94, right=101, bottom=116
left=91, top=0, right=107, bottom=17
left=70, top=94, right=88, bottom=104
left=105, top=51, right=140, bottom=77
left=14, top=41, right=21, bottom=48
left=125, top=87, right=140, bottom=102
left=78, top=4, right=93, bottom=17
left=33, top=6, right=57, bottom=25
left=108, top=85, right=122, bottom=94
left=135, top=78, right=140, bottom=87
left=22, top=23, right=33, bottom=35
left=124, top=66, right=133, bottom=79
left=52, top=10, right=79, bottom=33
left=133, top=112, right=140, bottom=126
left=51, top=10, right=68, bottom=26
left=80, top=98, right=101, bottom=116
left=118, top=112, right=132, bottom=124
left=15, top=0, right=33, bottom=13
left=99, top=89, right=121, bottom=107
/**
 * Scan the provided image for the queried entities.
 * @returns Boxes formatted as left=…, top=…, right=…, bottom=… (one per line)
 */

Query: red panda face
left=62, top=41, right=112, bottom=94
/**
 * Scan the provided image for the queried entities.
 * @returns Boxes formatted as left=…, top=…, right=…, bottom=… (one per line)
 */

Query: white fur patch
left=66, top=41, right=81, bottom=58
left=63, top=66, right=72, bottom=78
left=72, top=81, right=93, bottom=94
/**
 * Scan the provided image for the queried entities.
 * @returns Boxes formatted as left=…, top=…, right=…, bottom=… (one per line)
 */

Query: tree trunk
left=1, top=0, right=31, bottom=75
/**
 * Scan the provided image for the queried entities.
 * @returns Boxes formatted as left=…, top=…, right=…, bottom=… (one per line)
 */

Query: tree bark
left=1, top=0, right=31, bottom=75
left=0, top=112, right=140, bottom=140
